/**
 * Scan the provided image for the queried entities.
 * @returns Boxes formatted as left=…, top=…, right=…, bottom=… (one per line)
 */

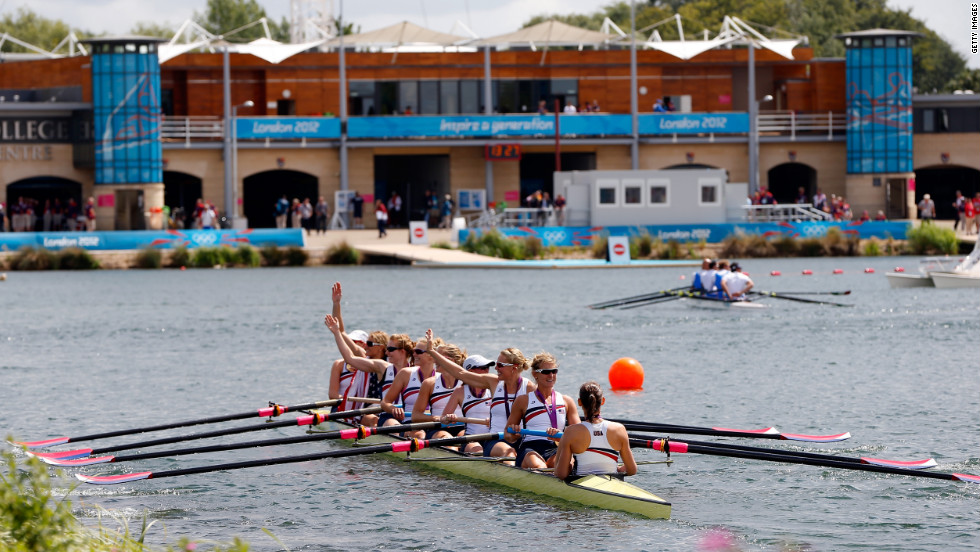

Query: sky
left=5, top=0, right=979, bottom=70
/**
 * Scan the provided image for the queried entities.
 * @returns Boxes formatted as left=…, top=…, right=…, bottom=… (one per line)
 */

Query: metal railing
left=160, top=116, right=224, bottom=146
left=758, top=111, right=848, bottom=140
left=741, top=203, right=832, bottom=222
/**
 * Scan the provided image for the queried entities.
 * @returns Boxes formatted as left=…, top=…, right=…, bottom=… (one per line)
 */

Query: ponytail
left=579, top=381, right=603, bottom=422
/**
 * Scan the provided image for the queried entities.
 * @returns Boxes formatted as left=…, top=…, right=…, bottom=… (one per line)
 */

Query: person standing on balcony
left=813, top=188, right=828, bottom=212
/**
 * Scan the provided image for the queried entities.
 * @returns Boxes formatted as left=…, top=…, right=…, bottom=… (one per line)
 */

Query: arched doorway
left=243, top=169, right=318, bottom=229
left=913, top=165, right=980, bottom=221
left=163, top=171, right=203, bottom=229
left=375, top=154, right=449, bottom=227
left=6, top=176, right=82, bottom=231
left=767, top=162, right=816, bottom=204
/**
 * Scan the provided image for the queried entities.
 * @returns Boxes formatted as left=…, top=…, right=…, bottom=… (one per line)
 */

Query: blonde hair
left=388, top=334, right=415, bottom=364
left=499, top=348, right=529, bottom=372
left=438, top=343, right=466, bottom=366
left=530, top=352, right=559, bottom=372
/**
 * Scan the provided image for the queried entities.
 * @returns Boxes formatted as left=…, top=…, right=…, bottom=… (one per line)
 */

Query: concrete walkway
left=303, top=228, right=507, bottom=264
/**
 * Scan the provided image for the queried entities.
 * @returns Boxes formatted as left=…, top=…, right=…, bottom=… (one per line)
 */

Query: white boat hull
left=929, top=271, right=980, bottom=288
left=886, top=272, right=935, bottom=288
left=685, top=297, right=767, bottom=309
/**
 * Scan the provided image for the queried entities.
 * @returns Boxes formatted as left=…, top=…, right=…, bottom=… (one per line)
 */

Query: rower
left=412, top=342, right=466, bottom=443
left=505, top=353, right=581, bottom=470
left=554, top=382, right=637, bottom=480
left=438, top=354, right=494, bottom=454
left=720, top=262, right=754, bottom=300
left=691, top=258, right=718, bottom=293
left=380, top=334, right=441, bottom=433
left=425, top=332, right=536, bottom=463
left=324, top=313, right=395, bottom=427
left=707, top=260, right=731, bottom=299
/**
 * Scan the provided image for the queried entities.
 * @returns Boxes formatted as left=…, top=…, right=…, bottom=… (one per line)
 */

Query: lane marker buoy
left=802, top=269, right=813, bottom=275
left=864, top=268, right=875, bottom=273
left=770, top=270, right=781, bottom=276
left=833, top=269, right=844, bottom=274
left=609, top=358, right=644, bottom=390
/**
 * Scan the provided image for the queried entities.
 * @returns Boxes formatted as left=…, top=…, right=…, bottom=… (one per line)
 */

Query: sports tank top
left=573, top=419, right=620, bottom=475
left=461, top=386, right=491, bottom=435
left=521, top=389, right=567, bottom=443
left=429, top=375, right=461, bottom=418
left=489, top=377, right=529, bottom=433
left=400, top=367, right=433, bottom=421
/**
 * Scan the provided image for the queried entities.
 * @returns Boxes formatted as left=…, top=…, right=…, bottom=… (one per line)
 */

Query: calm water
left=1, top=259, right=978, bottom=551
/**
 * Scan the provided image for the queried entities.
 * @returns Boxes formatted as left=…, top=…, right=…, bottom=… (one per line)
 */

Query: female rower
left=380, top=334, right=442, bottom=436
left=436, top=354, right=495, bottom=453
left=412, top=342, right=467, bottom=443
left=425, top=333, right=537, bottom=462
left=554, top=381, right=637, bottom=480
left=324, top=314, right=402, bottom=426
left=505, top=353, right=580, bottom=470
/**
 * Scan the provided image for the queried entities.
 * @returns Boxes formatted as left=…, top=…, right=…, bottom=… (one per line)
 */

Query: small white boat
left=683, top=296, right=767, bottom=310
left=885, top=257, right=957, bottom=288
left=929, top=241, right=980, bottom=288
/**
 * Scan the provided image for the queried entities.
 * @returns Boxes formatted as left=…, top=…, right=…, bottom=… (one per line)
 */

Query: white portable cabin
left=553, top=169, right=746, bottom=226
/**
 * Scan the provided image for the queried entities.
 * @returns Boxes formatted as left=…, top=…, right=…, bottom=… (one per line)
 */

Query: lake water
left=1, top=258, right=977, bottom=551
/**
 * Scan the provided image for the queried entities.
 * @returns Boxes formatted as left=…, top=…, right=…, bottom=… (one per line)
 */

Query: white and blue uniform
left=381, top=363, right=397, bottom=395
left=461, top=385, right=491, bottom=435
left=722, top=271, right=752, bottom=299
left=573, top=419, right=620, bottom=475
left=707, top=269, right=730, bottom=298
left=429, top=375, right=461, bottom=417
left=521, top=390, right=568, bottom=442
left=693, top=268, right=717, bottom=292
left=336, top=362, right=369, bottom=414
left=489, top=377, right=530, bottom=433
left=399, top=367, right=432, bottom=422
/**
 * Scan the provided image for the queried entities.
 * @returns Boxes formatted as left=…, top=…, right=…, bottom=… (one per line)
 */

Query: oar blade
left=27, top=448, right=93, bottom=460
left=43, top=455, right=115, bottom=467
left=14, top=436, right=70, bottom=449
left=861, top=457, right=937, bottom=470
left=779, top=432, right=851, bottom=442
left=952, top=473, right=980, bottom=484
left=75, top=471, right=153, bottom=485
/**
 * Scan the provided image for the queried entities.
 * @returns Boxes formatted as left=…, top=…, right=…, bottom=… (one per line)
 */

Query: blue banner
left=237, top=117, right=341, bottom=139
left=347, top=114, right=633, bottom=139
left=0, top=229, right=305, bottom=252
left=460, top=221, right=909, bottom=247
left=638, top=113, right=748, bottom=135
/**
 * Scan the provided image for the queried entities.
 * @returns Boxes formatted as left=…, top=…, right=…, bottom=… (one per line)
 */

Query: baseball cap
left=348, top=330, right=369, bottom=343
left=923, top=194, right=931, bottom=199
left=730, top=262, right=741, bottom=271
left=463, top=355, right=495, bottom=370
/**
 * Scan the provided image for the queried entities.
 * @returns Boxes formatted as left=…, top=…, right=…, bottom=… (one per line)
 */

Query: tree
left=194, top=0, right=289, bottom=42
left=0, top=7, right=82, bottom=52
left=130, top=22, right=178, bottom=39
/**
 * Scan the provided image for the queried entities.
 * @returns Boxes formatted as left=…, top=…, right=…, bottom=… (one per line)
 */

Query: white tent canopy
left=473, top=19, right=615, bottom=50
left=325, top=21, right=472, bottom=51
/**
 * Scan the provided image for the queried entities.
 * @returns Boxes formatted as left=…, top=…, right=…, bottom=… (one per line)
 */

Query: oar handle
left=510, top=428, right=563, bottom=440
left=454, top=417, right=490, bottom=426
left=345, top=397, right=383, bottom=404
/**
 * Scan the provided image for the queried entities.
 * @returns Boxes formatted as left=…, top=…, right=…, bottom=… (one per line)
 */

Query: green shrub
left=261, top=244, right=284, bottom=266
left=863, top=238, right=882, bottom=256
left=718, top=234, right=744, bottom=258
left=169, top=246, right=191, bottom=268
left=0, top=448, right=81, bottom=551
left=522, top=236, right=544, bottom=259
left=658, top=239, right=683, bottom=260
left=285, top=246, right=309, bottom=266
left=217, top=247, right=237, bottom=266
left=8, top=247, right=58, bottom=270
left=590, top=235, right=608, bottom=259
left=324, top=241, right=360, bottom=265
left=634, top=233, right=654, bottom=258
left=463, top=230, right=522, bottom=259
left=133, top=247, right=163, bottom=269
left=822, top=226, right=859, bottom=256
left=431, top=241, right=453, bottom=250
left=235, top=245, right=261, bottom=267
left=743, top=234, right=776, bottom=258
left=192, top=247, right=222, bottom=268
left=772, top=235, right=799, bottom=256
left=906, top=224, right=958, bottom=255
left=55, top=248, right=100, bottom=270
left=798, top=238, right=826, bottom=257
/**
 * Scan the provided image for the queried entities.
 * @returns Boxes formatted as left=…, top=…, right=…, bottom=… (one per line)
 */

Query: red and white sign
left=409, top=221, right=428, bottom=245
left=607, top=236, right=630, bottom=265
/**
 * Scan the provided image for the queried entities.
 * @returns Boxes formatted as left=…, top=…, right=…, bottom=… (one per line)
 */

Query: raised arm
left=332, top=282, right=344, bottom=333
left=324, top=314, right=385, bottom=374
left=426, top=343, right=497, bottom=389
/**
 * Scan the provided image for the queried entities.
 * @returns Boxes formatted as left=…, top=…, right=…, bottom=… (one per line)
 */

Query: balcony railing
left=161, top=116, right=224, bottom=145
left=741, top=203, right=832, bottom=222
left=758, top=111, right=848, bottom=140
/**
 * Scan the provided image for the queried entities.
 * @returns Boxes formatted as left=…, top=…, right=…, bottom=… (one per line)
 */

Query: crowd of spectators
left=0, top=196, right=96, bottom=232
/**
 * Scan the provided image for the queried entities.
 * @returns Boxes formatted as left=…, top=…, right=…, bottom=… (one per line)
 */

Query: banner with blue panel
left=237, top=117, right=341, bottom=139
left=0, top=229, right=304, bottom=252
left=638, top=113, right=748, bottom=135
left=91, top=47, right=163, bottom=184
left=347, top=114, right=633, bottom=139
left=459, top=221, right=909, bottom=247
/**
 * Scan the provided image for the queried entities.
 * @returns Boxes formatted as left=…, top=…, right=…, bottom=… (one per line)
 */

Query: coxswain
left=505, top=353, right=580, bottom=470
left=412, top=342, right=467, bottom=443
left=426, top=335, right=537, bottom=463
left=554, top=382, right=637, bottom=480
left=720, top=262, right=754, bottom=300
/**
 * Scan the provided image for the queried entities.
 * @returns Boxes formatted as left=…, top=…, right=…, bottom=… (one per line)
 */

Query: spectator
left=0, top=202, right=5, bottom=232
left=537, top=100, right=548, bottom=114
left=42, top=200, right=52, bottom=232
left=665, top=98, right=676, bottom=111
left=795, top=187, right=807, bottom=204
left=65, top=198, right=79, bottom=231
left=554, top=194, right=566, bottom=226
left=300, top=197, right=314, bottom=233
left=388, top=192, right=402, bottom=228
left=589, top=99, right=600, bottom=112
left=424, top=189, right=437, bottom=227
left=653, top=98, right=666, bottom=112
left=375, top=199, right=388, bottom=238
left=538, top=192, right=552, bottom=226
left=813, top=188, right=828, bottom=212
left=52, top=199, right=64, bottom=231
left=274, top=195, right=289, bottom=228
left=290, top=198, right=302, bottom=229
left=917, top=193, right=936, bottom=224
left=84, top=197, right=97, bottom=232
left=439, top=194, right=454, bottom=229
left=200, top=202, right=217, bottom=230
left=859, top=210, right=871, bottom=222
left=350, top=191, right=364, bottom=229
left=315, top=196, right=329, bottom=234
left=563, top=103, right=577, bottom=114
left=874, top=210, right=887, bottom=221
left=963, top=195, right=976, bottom=235
left=973, top=193, right=980, bottom=234
left=953, top=190, right=966, bottom=231
left=403, top=105, right=413, bottom=115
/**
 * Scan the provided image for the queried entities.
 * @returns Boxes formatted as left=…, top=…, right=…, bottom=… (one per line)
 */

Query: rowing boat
left=683, top=296, right=767, bottom=310
left=312, top=416, right=671, bottom=519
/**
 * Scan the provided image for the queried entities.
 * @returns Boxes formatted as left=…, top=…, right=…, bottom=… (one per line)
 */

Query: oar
left=749, top=291, right=852, bottom=307
left=39, top=421, right=449, bottom=467
left=607, top=419, right=850, bottom=442
left=13, top=399, right=347, bottom=449
left=618, top=294, right=684, bottom=310
left=75, top=432, right=502, bottom=485
left=757, top=290, right=851, bottom=296
left=512, top=428, right=563, bottom=440
left=587, top=286, right=690, bottom=309
left=627, top=432, right=937, bottom=469
left=631, top=438, right=980, bottom=484
left=28, top=406, right=386, bottom=461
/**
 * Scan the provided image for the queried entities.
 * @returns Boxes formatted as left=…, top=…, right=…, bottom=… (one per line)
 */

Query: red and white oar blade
left=711, top=426, right=780, bottom=435
left=860, top=457, right=938, bottom=469
left=75, top=471, right=153, bottom=485
left=13, top=437, right=70, bottom=449
left=779, top=432, right=851, bottom=442
left=43, top=455, right=115, bottom=467
left=952, top=473, right=980, bottom=484
left=27, top=448, right=93, bottom=460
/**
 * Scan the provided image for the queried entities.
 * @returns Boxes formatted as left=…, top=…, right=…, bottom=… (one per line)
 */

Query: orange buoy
left=770, top=270, right=781, bottom=276
left=864, top=268, right=875, bottom=273
left=894, top=267, right=905, bottom=273
left=802, top=269, right=813, bottom=275
left=180, top=266, right=186, bottom=271
left=609, top=357, right=644, bottom=390
left=833, top=269, right=844, bottom=274
left=679, top=274, right=686, bottom=279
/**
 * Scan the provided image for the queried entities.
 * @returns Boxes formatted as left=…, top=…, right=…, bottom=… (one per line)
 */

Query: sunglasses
left=496, top=362, right=517, bottom=368
left=413, top=348, right=427, bottom=355
left=534, top=368, right=559, bottom=375
left=386, top=346, right=401, bottom=352
left=468, top=365, right=492, bottom=371
left=366, top=341, right=382, bottom=348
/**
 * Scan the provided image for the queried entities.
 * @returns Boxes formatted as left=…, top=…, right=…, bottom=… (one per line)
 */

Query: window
left=419, top=81, right=439, bottom=114
left=460, top=80, right=480, bottom=114
left=399, top=81, right=417, bottom=114
left=596, top=179, right=618, bottom=206
left=623, top=179, right=643, bottom=206
left=441, top=80, right=459, bottom=115
left=698, top=179, right=720, bottom=206
left=648, top=179, right=668, bottom=206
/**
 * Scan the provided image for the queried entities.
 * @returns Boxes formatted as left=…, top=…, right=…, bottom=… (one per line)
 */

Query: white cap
left=348, top=330, right=369, bottom=343
left=463, top=354, right=495, bottom=370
